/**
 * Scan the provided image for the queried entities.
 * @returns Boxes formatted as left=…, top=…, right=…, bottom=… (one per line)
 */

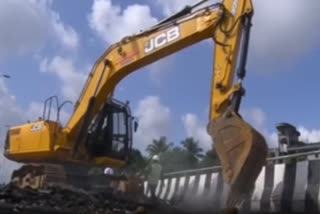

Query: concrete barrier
left=144, top=152, right=320, bottom=213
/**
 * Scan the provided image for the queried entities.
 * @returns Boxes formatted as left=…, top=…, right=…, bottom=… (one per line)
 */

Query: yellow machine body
left=5, top=120, right=124, bottom=167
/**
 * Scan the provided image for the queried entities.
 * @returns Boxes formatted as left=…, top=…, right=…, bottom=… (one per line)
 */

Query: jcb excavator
left=4, top=0, right=267, bottom=208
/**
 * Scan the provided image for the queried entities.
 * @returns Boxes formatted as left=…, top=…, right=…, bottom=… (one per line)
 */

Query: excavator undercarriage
left=10, top=163, right=89, bottom=190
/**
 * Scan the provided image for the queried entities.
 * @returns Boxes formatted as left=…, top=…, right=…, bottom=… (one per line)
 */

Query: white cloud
left=180, top=108, right=271, bottom=152
left=241, top=107, right=320, bottom=147
left=88, top=0, right=158, bottom=44
left=297, top=126, right=320, bottom=143
left=26, top=102, right=70, bottom=127
left=241, top=107, right=278, bottom=147
left=88, top=0, right=177, bottom=84
left=0, top=148, right=20, bottom=183
left=269, top=126, right=320, bottom=147
left=40, top=56, right=86, bottom=102
left=0, top=81, right=27, bottom=183
left=153, top=0, right=217, bottom=17
left=50, top=10, right=79, bottom=50
left=154, top=0, right=319, bottom=68
left=269, top=132, right=279, bottom=148
left=26, top=102, right=47, bottom=121
left=0, top=0, right=78, bottom=59
left=133, top=96, right=171, bottom=153
left=0, top=0, right=49, bottom=58
left=0, top=81, right=27, bottom=129
left=154, top=0, right=196, bottom=17
left=249, top=0, right=319, bottom=67
left=181, top=113, right=212, bottom=151
left=241, top=107, right=266, bottom=130
left=180, top=107, right=320, bottom=151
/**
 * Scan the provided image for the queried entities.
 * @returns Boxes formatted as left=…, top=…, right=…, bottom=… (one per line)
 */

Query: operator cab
left=86, top=99, right=137, bottom=161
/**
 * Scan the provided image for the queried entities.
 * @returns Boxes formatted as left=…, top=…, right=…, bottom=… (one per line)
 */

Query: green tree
left=200, top=148, right=220, bottom=167
left=161, top=146, right=190, bottom=172
left=181, top=137, right=204, bottom=159
left=127, top=149, right=147, bottom=172
left=180, top=137, right=204, bottom=169
left=146, top=136, right=173, bottom=158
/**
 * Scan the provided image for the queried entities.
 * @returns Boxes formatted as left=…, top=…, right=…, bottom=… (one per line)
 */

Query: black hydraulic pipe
left=157, top=0, right=210, bottom=25
left=72, top=60, right=110, bottom=157
left=237, top=14, right=252, bottom=80
left=231, top=14, right=252, bottom=113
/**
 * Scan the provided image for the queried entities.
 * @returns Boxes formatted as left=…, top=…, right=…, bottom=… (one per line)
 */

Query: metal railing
left=163, top=148, right=320, bottom=178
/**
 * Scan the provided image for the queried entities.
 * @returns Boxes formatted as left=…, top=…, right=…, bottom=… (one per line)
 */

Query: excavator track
left=10, top=164, right=88, bottom=190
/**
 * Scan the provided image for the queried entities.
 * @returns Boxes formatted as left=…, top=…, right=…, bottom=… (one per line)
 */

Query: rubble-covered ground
left=0, top=183, right=184, bottom=214
left=0, top=183, right=301, bottom=214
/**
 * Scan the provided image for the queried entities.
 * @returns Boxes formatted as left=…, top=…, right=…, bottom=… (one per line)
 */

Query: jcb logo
left=144, top=27, right=180, bottom=54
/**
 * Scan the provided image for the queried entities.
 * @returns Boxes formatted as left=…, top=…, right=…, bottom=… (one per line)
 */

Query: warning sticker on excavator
left=30, top=123, right=42, bottom=132
left=231, top=0, right=239, bottom=16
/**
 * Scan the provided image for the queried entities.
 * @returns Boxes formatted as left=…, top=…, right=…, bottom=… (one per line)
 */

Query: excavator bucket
left=207, top=110, right=268, bottom=207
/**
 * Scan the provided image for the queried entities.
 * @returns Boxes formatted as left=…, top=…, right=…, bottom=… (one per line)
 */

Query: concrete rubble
left=0, top=183, right=188, bottom=214
left=0, top=183, right=141, bottom=214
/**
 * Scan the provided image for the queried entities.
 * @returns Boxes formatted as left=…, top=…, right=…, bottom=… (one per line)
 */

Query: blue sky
left=0, top=0, right=319, bottom=163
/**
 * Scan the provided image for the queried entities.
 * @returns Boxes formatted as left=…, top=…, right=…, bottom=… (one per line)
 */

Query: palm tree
left=125, top=149, right=147, bottom=173
left=146, top=136, right=173, bottom=158
left=161, top=146, right=189, bottom=172
left=180, top=137, right=204, bottom=160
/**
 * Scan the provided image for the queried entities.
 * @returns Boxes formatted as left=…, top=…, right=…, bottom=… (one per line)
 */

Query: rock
left=135, top=206, right=145, bottom=214
left=0, top=182, right=198, bottom=214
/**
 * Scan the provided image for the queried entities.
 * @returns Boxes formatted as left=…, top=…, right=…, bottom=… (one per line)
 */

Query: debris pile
left=0, top=183, right=150, bottom=214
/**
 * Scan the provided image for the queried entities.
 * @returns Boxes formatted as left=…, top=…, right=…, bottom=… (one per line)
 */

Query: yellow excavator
left=4, top=0, right=267, bottom=207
